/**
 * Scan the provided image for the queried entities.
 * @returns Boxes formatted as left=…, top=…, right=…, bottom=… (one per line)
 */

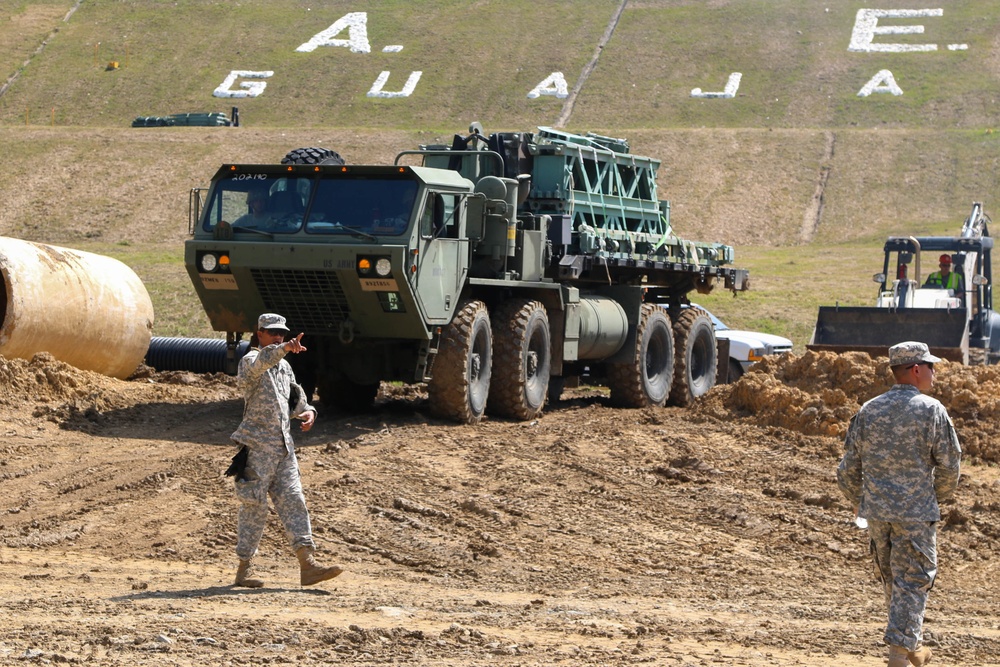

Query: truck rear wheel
left=668, top=307, right=717, bottom=406
left=489, top=300, right=551, bottom=420
left=607, top=304, right=673, bottom=407
left=428, top=300, right=492, bottom=423
left=281, top=147, right=345, bottom=166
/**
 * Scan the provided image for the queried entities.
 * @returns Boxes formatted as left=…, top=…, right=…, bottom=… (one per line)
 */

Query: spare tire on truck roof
left=281, top=147, right=345, bottom=165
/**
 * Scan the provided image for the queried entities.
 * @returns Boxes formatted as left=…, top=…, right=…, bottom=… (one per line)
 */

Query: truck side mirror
left=466, top=195, right=486, bottom=241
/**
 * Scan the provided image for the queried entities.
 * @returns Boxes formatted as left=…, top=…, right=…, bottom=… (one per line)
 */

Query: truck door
left=413, top=192, right=468, bottom=325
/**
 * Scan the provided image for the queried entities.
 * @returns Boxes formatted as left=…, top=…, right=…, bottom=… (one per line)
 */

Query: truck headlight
left=747, top=347, right=766, bottom=362
left=198, top=251, right=229, bottom=273
left=375, top=258, right=392, bottom=277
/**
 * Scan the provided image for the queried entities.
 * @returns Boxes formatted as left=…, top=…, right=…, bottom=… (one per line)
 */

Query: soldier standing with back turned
left=837, top=341, right=961, bottom=667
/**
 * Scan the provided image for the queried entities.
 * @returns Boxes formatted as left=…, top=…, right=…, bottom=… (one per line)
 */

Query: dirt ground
left=2, top=350, right=1000, bottom=666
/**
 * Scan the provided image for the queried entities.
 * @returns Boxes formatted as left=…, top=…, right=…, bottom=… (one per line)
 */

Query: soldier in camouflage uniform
left=230, top=313, right=343, bottom=588
left=837, top=341, right=961, bottom=667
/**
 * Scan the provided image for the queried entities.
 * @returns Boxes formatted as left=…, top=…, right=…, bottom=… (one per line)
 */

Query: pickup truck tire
left=489, top=300, right=551, bottom=420
left=668, top=307, right=717, bottom=406
left=428, top=300, right=492, bottom=423
left=607, top=304, right=673, bottom=407
left=281, top=147, right=345, bottom=166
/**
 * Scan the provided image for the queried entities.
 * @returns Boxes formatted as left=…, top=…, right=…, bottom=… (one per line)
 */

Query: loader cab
left=874, top=245, right=972, bottom=311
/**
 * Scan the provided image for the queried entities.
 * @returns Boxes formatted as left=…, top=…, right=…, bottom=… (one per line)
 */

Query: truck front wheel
left=489, top=300, right=551, bottom=420
left=607, top=304, right=674, bottom=407
left=428, top=300, right=492, bottom=423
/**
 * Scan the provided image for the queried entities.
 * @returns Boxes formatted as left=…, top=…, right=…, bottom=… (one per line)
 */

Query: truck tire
left=607, top=304, right=673, bottom=407
left=281, top=147, right=345, bottom=166
left=668, top=306, right=717, bottom=406
left=488, top=300, right=551, bottom=420
left=428, top=300, right=492, bottom=423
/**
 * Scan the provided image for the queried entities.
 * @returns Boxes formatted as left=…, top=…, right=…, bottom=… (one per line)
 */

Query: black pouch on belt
left=225, top=445, right=250, bottom=482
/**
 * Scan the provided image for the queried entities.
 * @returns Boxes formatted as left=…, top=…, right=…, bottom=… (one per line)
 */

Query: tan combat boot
left=888, top=645, right=910, bottom=667
left=234, top=558, right=264, bottom=588
left=908, top=645, right=932, bottom=666
left=295, top=546, right=343, bottom=586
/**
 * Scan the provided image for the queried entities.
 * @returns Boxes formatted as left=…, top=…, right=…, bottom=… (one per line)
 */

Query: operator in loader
left=923, top=254, right=963, bottom=292
left=227, top=312, right=344, bottom=588
left=837, top=341, right=961, bottom=667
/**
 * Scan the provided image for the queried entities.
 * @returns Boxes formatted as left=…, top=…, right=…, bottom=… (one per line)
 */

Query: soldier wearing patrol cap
left=228, top=313, right=344, bottom=588
left=837, top=341, right=961, bottom=667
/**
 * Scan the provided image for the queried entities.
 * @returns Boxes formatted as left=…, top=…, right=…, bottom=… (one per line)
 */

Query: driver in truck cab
left=923, top=254, right=963, bottom=292
left=234, top=189, right=271, bottom=228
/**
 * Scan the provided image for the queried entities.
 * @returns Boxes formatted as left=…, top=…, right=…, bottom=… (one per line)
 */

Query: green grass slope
left=0, top=1, right=999, bottom=348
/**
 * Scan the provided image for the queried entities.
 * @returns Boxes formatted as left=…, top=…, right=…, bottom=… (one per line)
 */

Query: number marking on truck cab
left=199, top=274, right=239, bottom=290
left=359, top=277, right=399, bottom=291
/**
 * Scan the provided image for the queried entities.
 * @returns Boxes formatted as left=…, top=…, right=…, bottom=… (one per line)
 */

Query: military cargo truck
left=185, top=125, right=749, bottom=422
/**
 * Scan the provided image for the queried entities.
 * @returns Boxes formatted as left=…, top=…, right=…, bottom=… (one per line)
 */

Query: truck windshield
left=305, top=178, right=417, bottom=236
left=202, top=173, right=418, bottom=237
left=203, top=174, right=313, bottom=234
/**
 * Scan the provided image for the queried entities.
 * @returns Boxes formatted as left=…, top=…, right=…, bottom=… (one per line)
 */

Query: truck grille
left=250, top=268, right=349, bottom=334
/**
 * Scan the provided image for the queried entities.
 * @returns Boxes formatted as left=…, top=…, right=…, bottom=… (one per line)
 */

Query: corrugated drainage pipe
left=145, top=337, right=250, bottom=375
left=0, top=237, right=154, bottom=379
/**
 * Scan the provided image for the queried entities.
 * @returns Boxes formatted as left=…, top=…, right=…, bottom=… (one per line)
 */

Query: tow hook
left=339, top=319, right=355, bottom=344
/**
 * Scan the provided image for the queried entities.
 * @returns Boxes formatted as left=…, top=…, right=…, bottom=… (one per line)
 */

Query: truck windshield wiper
left=330, top=223, right=379, bottom=243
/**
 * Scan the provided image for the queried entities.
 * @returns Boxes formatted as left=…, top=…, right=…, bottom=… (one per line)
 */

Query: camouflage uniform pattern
left=837, top=382, right=961, bottom=651
left=231, top=343, right=318, bottom=561
left=867, top=518, right=937, bottom=650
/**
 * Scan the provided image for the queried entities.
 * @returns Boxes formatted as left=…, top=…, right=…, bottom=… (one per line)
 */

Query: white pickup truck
left=697, top=306, right=793, bottom=381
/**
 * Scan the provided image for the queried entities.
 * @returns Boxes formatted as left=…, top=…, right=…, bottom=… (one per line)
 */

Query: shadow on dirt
left=51, top=384, right=615, bottom=446
left=111, top=585, right=333, bottom=602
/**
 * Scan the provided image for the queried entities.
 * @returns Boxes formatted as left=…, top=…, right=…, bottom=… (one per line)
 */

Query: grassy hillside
left=1, top=1, right=999, bottom=350
left=2, top=1, right=999, bottom=130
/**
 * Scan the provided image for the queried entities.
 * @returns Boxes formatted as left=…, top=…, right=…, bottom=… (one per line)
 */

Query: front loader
left=808, top=203, right=1000, bottom=365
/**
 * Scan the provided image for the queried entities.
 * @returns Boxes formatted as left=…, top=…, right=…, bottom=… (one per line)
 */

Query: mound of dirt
left=0, top=352, right=238, bottom=430
left=696, top=350, right=1000, bottom=461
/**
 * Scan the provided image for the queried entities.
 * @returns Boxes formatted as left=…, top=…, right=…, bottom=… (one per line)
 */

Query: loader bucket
left=807, top=306, right=969, bottom=363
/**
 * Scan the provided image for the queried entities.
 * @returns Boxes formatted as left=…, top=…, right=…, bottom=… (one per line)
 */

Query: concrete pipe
left=0, top=237, right=154, bottom=379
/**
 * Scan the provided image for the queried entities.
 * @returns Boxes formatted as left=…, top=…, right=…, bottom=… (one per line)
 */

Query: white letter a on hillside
left=296, top=12, right=371, bottom=54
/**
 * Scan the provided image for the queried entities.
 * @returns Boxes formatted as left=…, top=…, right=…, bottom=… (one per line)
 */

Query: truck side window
left=440, top=194, right=458, bottom=238
left=419, top=197, right=435, bottom=237
left=420, top=193, right=459, bottom=238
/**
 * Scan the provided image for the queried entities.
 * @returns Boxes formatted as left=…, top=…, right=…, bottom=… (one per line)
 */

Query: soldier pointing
left=228, top=313, right=343, bottom=588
